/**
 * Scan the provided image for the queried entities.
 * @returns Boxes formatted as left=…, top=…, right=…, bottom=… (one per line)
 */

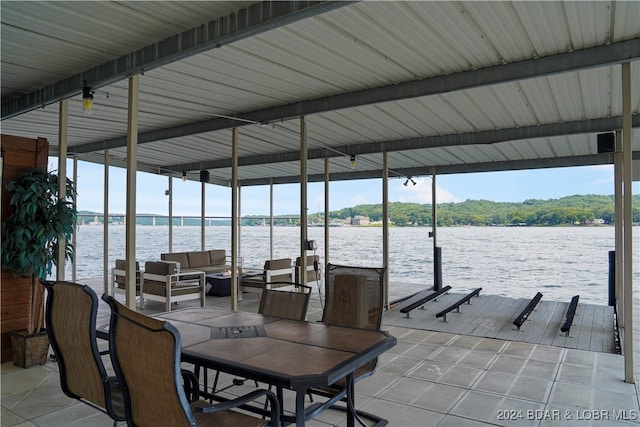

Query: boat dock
left=384, top=290, right=616, bottom=354
left=3, top=278, right=638, bottom=427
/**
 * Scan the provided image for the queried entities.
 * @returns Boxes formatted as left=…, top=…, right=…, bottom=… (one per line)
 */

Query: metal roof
left=2, top=1, right=639, bottom=186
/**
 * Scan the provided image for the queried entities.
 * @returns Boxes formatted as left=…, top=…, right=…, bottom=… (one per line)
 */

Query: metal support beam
left=300, top=116, right=308, bottom=286
left=614, top=130, right=623, bottom=324
left=168, top=115, right=640, bottom=176
left=231, top=128, right=239, bottom=311
left=72, top=156, right=77, bottom=282
left=201, top=180, right=206, bottom=251
left=125, top=75, right=139, bottom=309
left=67, top=40, right=640, bottom=154
left=382, top=153, right=389, bottom=310
left=56, top=100, right=68, bottom=281
left=103, top=151, right=110, bottom=296
left=2, top=1, right=353, bottom=119
left=621, top=62, right=634, bottom=384
left=270, top=178, right=274, bottom=259
left=168, top=176, right=173, bottom=253
left=324, top=158, right=330, bottom=269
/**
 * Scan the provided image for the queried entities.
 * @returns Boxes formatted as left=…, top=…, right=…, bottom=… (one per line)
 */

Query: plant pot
left=9, top=329, right=49, bottom=368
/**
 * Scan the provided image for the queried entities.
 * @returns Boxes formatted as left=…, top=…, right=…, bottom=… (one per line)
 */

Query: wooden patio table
left=154, top=307, right=396, bottom=426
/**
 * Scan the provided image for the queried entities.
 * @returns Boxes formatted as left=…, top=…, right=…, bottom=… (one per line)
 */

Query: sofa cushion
left=161, top=252, right=189, bottom=269
left=187, top=251, right=210, bottom=268
left=208, top=250, right=226, bottom=266
left=145, top=261, right=179, bottom=275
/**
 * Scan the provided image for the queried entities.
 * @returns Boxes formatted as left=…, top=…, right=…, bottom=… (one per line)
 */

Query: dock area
left=385, top=290, right=616, bottom=354
left=2, top=278, right=638, bottom=427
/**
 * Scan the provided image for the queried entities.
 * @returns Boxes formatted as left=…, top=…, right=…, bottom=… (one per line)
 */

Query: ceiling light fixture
left=82, top=86, right=94, bottom=115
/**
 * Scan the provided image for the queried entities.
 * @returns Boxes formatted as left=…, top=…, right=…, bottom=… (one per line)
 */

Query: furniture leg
left=295, top=389, right=306, bottom=427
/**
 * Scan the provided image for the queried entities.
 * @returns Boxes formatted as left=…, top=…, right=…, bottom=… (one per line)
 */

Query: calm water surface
left=65, top=225, right=639, bottom=305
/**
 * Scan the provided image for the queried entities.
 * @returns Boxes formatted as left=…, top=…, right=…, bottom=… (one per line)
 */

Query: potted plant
left=1, top=167, right=77, bottom=368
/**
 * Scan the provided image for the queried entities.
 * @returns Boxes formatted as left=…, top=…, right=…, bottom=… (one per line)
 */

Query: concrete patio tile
left=410, top=360, right=483, bottom=388
left=473, top=370, right=553, bottom=403
left=357, top=398, right=445, bottom=427
left=377, top=377, right=466, bottom=413
left=489, top=354, right=559, bottom=380
left=450, top=390, right=544, bottom=427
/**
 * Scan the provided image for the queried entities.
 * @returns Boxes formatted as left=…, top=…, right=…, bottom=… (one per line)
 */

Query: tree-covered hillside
left=78, top=194, right=639, bottom=226
left=318, top=194, right=640, bottom=226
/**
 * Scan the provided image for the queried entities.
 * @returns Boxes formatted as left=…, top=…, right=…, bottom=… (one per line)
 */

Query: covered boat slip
left=385, top=290, right=616, bottom=354
left=2, top=1, right=638, bottom=383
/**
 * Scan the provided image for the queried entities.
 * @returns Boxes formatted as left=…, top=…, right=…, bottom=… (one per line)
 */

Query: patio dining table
left=154, top=307, right=396, bottom=426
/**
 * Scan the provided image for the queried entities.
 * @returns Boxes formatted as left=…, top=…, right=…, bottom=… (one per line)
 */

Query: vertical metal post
left=614, top=130, right=623, bottom=320
left=231, top=128, right=239, bottom=310
left=324, top=158, right=329, bottom=269
left=168, top=175, right=173, bottom=253
left=382, top=153, right=390, bottom=309
left=432, top=168, right=441, bottom=291
left=621, top=62, right=633, bottom=383
left=56, top=100, right=68, bottom=281
left=300, top=116, right=308, bottom=286
left=72, top=156, right=77, bottom=282
left=270, top=178, right=274, bottom=259
left=103, top=151, right=109, bottom=295
left=125, top=75, right=139, bottom=309
left=201, top=180, right=206, bottom=251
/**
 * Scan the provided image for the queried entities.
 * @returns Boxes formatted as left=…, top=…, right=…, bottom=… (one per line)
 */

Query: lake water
left=64, top=225, right=639, bottom=306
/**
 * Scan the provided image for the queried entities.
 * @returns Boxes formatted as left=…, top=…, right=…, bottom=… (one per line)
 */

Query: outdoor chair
left=43, top=280, right=126, bottom=426
left=307, top=263, right=386, bottom=425
left=258, top=282, right=312, bottom=320
left=102, top=295, right=280, bottom=427
left=110, top=259, right=141, bottom=298
left=240, top=258, right=293, bottom=298
left=140, top=260, right=205, bottom=311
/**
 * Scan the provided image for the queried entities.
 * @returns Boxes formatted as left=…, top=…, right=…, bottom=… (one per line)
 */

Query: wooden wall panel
left=1, top=134, right=49, bottom=363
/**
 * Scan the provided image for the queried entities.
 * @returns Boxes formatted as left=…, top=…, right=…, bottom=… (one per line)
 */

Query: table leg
left=295, top=389, right=307, bottom=426
left=346, top=373, right=355, bottom=427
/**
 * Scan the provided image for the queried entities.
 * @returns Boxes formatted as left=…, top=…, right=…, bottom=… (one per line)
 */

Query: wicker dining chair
left=102, top=295, right=280, bottom=427
left=43, top=280, right=126, bottom=426
left=307, top=263, right=387, bottom=425
left=258, top=282, right=312, bottom=321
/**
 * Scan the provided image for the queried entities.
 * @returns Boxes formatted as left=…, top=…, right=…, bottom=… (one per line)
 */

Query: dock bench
left=400, top=285, right=452, bottom=318
left=435, top=288, right=482, bottom=322
left=560, top=295, right=580, bottom=336
left=513, top=292, right=543, bottom=331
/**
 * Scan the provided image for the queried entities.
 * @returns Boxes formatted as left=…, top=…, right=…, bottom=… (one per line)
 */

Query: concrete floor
left=2, top=282, right=639, bottom=427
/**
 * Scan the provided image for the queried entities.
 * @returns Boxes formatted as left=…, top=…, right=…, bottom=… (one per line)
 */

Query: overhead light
left=182, top=172, right=187, bottom=182
left=350, top=155, right=356, bottom=169
left=404, top=177, right=417, bottom=186
left=82, top=86, right=94, bottom=115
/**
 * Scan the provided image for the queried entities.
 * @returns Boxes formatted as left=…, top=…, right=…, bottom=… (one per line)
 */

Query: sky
left=54, top=159, right=638, bottom=217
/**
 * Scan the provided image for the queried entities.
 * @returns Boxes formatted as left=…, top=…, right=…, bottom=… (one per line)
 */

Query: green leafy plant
left=2, top=167, right=77, bottom=334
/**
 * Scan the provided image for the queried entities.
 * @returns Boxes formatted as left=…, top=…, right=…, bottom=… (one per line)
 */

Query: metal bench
left=400, top=286, right=452, bottom=318
left=560, top=295, right=580, bottom=336
left=435, top=288, right=482, bottom=322
left=513, top=292, right=543, bottom=331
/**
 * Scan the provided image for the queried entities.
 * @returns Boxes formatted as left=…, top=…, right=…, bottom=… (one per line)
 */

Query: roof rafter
left=169, top=115, right=640, bottom=172
left=1, top=0, right=353, bottom=119
left=68, top=39, right=640, bottom=155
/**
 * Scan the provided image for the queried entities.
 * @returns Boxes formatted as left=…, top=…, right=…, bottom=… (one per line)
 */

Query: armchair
left=110, top=259, right=141, bottom=298
left=140, top=261, right=205, bottom=311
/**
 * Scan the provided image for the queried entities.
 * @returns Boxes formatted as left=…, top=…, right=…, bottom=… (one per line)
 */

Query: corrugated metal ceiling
left=1, top=1, right=638, bottom=187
